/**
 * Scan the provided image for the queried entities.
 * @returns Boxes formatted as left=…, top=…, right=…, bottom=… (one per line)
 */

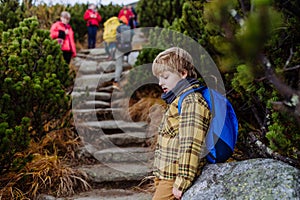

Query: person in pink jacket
left=50, top=11, right=76, bottom=64
left=83, top=3, right=102, bottom=49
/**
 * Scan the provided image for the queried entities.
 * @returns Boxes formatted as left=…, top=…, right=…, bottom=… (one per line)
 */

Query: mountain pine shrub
left=0, top=17, right=74, bottom=173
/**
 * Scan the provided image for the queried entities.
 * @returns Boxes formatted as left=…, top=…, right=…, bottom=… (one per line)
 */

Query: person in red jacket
left=118, top=5, right=134, bottom=26
left=83, top=3, right=102, bottom=49
left=50, top=11, right=76, bottom=64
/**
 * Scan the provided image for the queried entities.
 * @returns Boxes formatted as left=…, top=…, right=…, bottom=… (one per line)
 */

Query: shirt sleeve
left=173, top=94, right=211, bottom=192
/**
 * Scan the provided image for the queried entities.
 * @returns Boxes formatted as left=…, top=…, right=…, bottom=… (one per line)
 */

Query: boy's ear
left=181, top=70, right=188, bottom=79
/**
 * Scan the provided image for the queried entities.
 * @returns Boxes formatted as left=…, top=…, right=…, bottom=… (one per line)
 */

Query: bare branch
left=283, top=64, right=300, bottom=71
left=238, top=0, right=246, bottom=14
left=261, top=55, right=296, bottom=98
left=284, top=47, right=293, bottom=69
left=251, top=106, right=266, bottom=136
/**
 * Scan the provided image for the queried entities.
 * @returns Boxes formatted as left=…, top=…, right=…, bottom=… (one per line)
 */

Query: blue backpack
left=178, top=86, right=238, bottom=164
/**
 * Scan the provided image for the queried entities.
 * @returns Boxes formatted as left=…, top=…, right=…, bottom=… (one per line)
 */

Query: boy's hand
left=172, top=187, right=183, bottom=199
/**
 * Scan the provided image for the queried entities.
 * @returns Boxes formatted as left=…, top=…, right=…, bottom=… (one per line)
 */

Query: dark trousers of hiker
left=63, top=51, right=73, bottom=64
left=87, top=25, right=98, bottom=49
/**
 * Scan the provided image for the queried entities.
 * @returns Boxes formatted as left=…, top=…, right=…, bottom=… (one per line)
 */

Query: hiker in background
left=83, top=3, right=102, bottom=49
left=128, top=5, right=138, bottom=29
left=151, top=47, right=211, bottom=200
left=112, top=18, right=133, bottom=90
left=50, top=11, right=76, bottom=64
left=103, top=16, right=120, bottom=61
left=118, top=5, right=134, bottom=27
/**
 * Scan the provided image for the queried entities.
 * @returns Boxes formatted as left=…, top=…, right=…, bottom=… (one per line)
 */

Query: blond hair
left=152, top=47, right=197, bottom=78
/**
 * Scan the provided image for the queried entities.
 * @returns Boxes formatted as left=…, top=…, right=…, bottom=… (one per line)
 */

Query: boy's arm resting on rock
left=174, top=97, right=211, bottom=192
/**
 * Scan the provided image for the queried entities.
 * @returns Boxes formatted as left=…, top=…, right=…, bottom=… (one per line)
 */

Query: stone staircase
left=65, top=30, right=153, bottom=199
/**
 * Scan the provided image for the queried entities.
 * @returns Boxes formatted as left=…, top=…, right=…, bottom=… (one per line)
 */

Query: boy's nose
left=158, top=77, right=163, bottom=86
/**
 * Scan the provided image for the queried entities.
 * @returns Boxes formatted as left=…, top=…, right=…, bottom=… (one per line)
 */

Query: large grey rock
left=182, top=158, right=300, bottom=200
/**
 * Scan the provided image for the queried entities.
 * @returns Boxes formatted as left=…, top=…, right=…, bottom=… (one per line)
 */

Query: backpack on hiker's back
left=178, top=86, right=239, bottom=164
left=103, top=17, right=120, bottom=43
left=116, top=22, right=133, bottom=52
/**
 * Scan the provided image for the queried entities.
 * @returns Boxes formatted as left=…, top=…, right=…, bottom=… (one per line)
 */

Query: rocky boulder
left=182, top=158, right=300, bottom=200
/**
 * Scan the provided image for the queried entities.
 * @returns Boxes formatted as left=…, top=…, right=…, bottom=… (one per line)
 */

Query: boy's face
left=158, top=71, right=186, bottom=93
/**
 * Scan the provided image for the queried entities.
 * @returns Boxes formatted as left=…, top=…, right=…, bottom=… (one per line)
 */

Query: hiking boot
left=112, top=82, right=121, bottom=90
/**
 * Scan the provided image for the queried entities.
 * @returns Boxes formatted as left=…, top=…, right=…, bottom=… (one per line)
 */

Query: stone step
left=72, top=108, right=123, bottom=121
left=62, top=189, right=152, bottom=200
left=98, top=85, right=114, bottom=92
left=77, top=120, right=147, bottom=134
left=72, top=84, right=116, bottom=93
left=102, top=132, right=151, bottom=147
left=79, top=48, right=107, bottom=55
left=75, top=60, right=132, bottom=75
left=72, top=91, right=112, bottom=101
left=76, top=100, right=111, bottom=109
left=78, top=162, right=152, bottom=183
left=74, top=73, right=115, bottom=88
left=93, top=147, right=153, bottom=163
left=72, top=108, right=122, bottom=114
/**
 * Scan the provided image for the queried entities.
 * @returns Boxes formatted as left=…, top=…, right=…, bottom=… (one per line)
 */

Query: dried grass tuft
left=128, top=97, right=166, bottom=149
left=0, top=123, right=89, bottom=199
left=132, top=175, right=156, bottom=194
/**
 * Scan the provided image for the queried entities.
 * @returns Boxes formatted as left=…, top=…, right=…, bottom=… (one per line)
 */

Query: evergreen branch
left=248, top=131, right=299, bottom=168
left=230, top=5, right=300, bottom=136
left=272, top=101, right=300, bottom=126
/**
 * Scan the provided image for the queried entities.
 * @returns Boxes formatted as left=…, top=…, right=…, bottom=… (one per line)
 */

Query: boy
left=152, top=47, right=212, bottom=199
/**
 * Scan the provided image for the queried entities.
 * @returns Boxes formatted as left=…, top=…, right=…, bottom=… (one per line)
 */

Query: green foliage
left=266, top=111, right=298, bottom=159
left=99, top=3, right=122, bottom=24
left=66, top=3, right=88, bottom=43
left=21, top=3, right=65, bottom=29
left=136, top=0, right=187, bottom=27
left=0, top=0, right=23, bottom=31
left=0, top=17, right=73, bottom=173
left=203, top=0, right=299, bottom=160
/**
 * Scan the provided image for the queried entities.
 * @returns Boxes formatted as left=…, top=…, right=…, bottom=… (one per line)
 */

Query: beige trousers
left=152, top=178, right=176, bottom=200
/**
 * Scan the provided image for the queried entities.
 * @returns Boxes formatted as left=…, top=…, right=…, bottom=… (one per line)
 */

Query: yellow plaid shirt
left=153, top=85, right=211, bottom=192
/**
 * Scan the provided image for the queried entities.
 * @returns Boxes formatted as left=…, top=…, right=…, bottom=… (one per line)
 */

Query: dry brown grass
left=132, top=175, right=156, bottom=194
left=0, top=123, right=90, bottom=199
left=128, top=97, right=166, bottom=150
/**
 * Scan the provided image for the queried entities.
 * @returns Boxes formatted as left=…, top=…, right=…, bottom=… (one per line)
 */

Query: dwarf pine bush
left=0, top=17, right=73, bottom=173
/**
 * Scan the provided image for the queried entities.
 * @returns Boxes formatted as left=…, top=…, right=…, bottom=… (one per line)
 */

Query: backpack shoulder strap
left=178, top=86, right=207, bottom=115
